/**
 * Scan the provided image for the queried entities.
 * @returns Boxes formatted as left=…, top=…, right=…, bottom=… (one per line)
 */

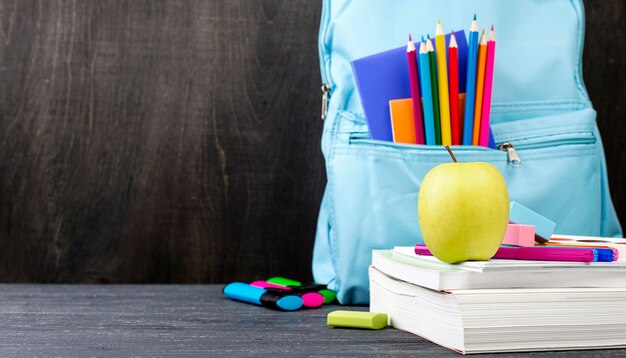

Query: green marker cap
left=318, top=289, right=336, bottom=304
left=267, top=277, right=301, bottom=287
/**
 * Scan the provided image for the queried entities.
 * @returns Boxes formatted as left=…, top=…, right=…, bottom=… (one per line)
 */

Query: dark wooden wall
left=0, top=1, right=623, bottom=283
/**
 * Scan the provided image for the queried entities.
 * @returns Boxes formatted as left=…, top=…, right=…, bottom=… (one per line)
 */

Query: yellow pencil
left=435, top=19, right=451, bottom=145
left=472, top=29, right=487, bottom=146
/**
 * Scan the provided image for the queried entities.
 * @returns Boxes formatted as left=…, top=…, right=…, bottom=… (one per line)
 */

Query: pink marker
left=414, top=244, right=596, bottom=262
left=479, top=25, right=496, bottom=147
left=250, top=280, right=292, bottom=290
left=250, top=281, right=324, bottom=308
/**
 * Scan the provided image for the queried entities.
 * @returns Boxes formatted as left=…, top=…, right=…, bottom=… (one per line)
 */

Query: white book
left=369, top=266, right=626, bottom=354
left=370, top=248, right=626, bottom=291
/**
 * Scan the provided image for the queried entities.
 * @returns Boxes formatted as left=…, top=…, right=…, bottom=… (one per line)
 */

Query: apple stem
left=444, top=145, right=458, bottom=163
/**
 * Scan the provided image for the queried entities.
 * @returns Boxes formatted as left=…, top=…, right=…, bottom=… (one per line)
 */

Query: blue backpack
left=312, top=0, right=623, bottom=304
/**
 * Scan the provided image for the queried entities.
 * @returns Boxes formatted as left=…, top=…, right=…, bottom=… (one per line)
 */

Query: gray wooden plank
left=0, top=284, right=624, bottom=357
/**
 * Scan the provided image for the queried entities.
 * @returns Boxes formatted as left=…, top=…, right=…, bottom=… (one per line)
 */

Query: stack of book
left=370, top=246, right=626, bottom=354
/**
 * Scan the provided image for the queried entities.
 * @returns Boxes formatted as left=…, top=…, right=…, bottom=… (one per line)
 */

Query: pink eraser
left=301, top=292, right=324, bottom=308
left=502, top=224, right=536, bottom=247
left=250, top=280, right=292, bottom=290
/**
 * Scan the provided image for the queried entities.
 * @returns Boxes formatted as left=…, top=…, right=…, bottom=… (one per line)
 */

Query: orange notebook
left=389, top=99, right=417, bottom=144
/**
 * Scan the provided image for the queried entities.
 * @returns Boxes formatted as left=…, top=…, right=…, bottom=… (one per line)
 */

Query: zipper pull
left=498, top=142, right=522, bottom=167
left=321, top=83, right=330, bottom=120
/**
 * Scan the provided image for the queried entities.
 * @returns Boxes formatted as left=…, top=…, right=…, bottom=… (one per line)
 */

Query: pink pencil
left=407, top=34, right=425, bottom=144
left=479, top=26, right=496, bottom=147
left=414, top=244, right=596, bottom=262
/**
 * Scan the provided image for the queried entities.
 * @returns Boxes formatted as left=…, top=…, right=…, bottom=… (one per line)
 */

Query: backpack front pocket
left=324, top=108, right=605, bottom=303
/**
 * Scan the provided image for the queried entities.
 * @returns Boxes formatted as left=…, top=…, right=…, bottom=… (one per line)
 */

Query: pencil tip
left=409, top=33, right=412, bottom=41
left=491, top=24, right=494, bottom=31
left=421, top=36, right=425, bottom=42
left=473, top=14, right=477, bottom=20
left=451, top=30, right=455, bottom=35
left=427, top=34, right=431, bottom=39
left=438, top=18, right=441, bottom=24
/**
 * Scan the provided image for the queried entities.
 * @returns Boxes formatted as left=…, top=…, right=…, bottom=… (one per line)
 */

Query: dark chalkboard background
left=0, top=1, right=624, bottom=283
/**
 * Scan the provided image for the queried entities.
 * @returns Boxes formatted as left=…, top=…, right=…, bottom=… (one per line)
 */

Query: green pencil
left=426, top=36, right=441, bottom=145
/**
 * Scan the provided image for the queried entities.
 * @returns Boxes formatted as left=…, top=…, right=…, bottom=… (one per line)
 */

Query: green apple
left=418, top=161, right=509, bottom=263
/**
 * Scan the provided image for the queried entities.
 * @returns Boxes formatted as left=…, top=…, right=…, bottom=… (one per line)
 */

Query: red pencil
left=448, top=31, right=461, bottom=145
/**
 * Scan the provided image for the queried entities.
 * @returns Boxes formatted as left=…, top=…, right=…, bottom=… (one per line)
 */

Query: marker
left=266, top=277, right=336, bottom=304
left=435, top=19, right=451, bottom=145
left=223, top=282, right=303, bottom=311
left=251, top=280, right=324, bottom=308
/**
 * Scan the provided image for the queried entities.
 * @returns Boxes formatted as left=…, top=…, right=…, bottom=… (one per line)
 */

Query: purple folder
left=352, top=31, right=468, bottom=142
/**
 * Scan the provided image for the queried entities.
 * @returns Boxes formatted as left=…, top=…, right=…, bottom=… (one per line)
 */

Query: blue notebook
left=351, top=31, right=468, bottom=142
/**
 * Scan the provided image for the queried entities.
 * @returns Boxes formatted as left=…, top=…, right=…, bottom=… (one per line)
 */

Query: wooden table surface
left=0, top=285, right=624, bottom=357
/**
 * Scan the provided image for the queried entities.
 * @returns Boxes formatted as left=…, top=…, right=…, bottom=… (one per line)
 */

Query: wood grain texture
left=0, top=284, right=625, bottom=357
left=0, top=1, right=324, bottom=283
left=0, top=1, right=624, bottom=284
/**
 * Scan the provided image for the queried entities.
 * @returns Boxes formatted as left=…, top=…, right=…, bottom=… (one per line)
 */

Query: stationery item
left=406, top=34, right=425, bottom=144
left=266, top=277, right=336, bottom=304
left=448, top=32, right=461, bottom=145
left=250, top=280, right=292, bottom=290
left=509, top=201, right=557, bottom=243
left=550, top=234, right=626, bottom=259
left=374, top=248, right=626, bottom=292
left=472, top=29, right=487, bottom=145
left=502, top=224, right=536, bottom=247
left=370, top=265, right=626, bottom=354
left=479, top=26, right=496, bottom=147
left=414, top=244, right=597, bottom=262
left=418, top=41, right=437, bottom=145
left=350, top=31, right=468, bottom=142
left=426, top=37, right=441, bottom=144
left=327, top=310, right=388, bottom=330
left=222, top=282, right=303, bottom=311
left=389, top=99, right=417, bottom=144
left=267, top=276, right=301, bottom=286
left=463, top=15, right=479, bottom=145
left=250, top=281, right=325, bottom=308
left=435, top=20, right=451, bottom=145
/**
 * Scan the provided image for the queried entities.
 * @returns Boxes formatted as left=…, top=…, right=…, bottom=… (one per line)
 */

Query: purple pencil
left=407, top=34, right=425, bottom=144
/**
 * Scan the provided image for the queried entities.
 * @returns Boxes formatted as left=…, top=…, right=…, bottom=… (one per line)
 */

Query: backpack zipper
left=349, top=131, right=596, bottom=168
left=497, top=143, right=522, bottom=167
left=321, top=83, right=330, bottom=120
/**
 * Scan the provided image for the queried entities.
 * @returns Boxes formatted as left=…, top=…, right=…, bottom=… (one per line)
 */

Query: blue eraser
left=509, top=201, right=556, bottom=242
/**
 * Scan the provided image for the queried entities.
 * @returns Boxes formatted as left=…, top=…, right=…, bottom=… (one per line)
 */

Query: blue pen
left=463, top=15, right=479, bottom=145
left=223, top=282, right=303, bottom=311
left=418, top=40, right=436, bottom=145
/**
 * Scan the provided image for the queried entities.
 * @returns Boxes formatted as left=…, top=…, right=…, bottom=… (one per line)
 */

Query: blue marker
left=463, top=15, right=479, bottom=145
left=223, top=282, right=303, bottom=311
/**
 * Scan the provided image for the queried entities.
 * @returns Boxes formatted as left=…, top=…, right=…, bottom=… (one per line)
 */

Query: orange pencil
left=472, top=29, right=487, bottom=146
left=448, top=31, right=461, bottom=145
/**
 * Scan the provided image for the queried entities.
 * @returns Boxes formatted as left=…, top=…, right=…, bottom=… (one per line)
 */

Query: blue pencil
left=418, top=41, right=436, bottom=145
left=463, top=15, right=479, bottom=145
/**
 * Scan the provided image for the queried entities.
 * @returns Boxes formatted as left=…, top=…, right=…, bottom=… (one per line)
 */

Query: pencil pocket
left=314, top=107, right=620, bottom=304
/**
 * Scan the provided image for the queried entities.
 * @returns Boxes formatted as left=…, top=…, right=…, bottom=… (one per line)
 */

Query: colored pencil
left=406, top=34, right=425, bottom=144
left=448, top=31, right=461, bottom=145
left=472, top=29, right=487, bottom=146
left=426, top=36, right=441, bottom=145
left=418, top=41, right=437, bottom=145
left=414, top=244, right=597, bottom=263
left=435, top=20, right=451, bottom=145
left=479, top=26, right=496, bottom=147
left=463, top=15, right=479, bottom=145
